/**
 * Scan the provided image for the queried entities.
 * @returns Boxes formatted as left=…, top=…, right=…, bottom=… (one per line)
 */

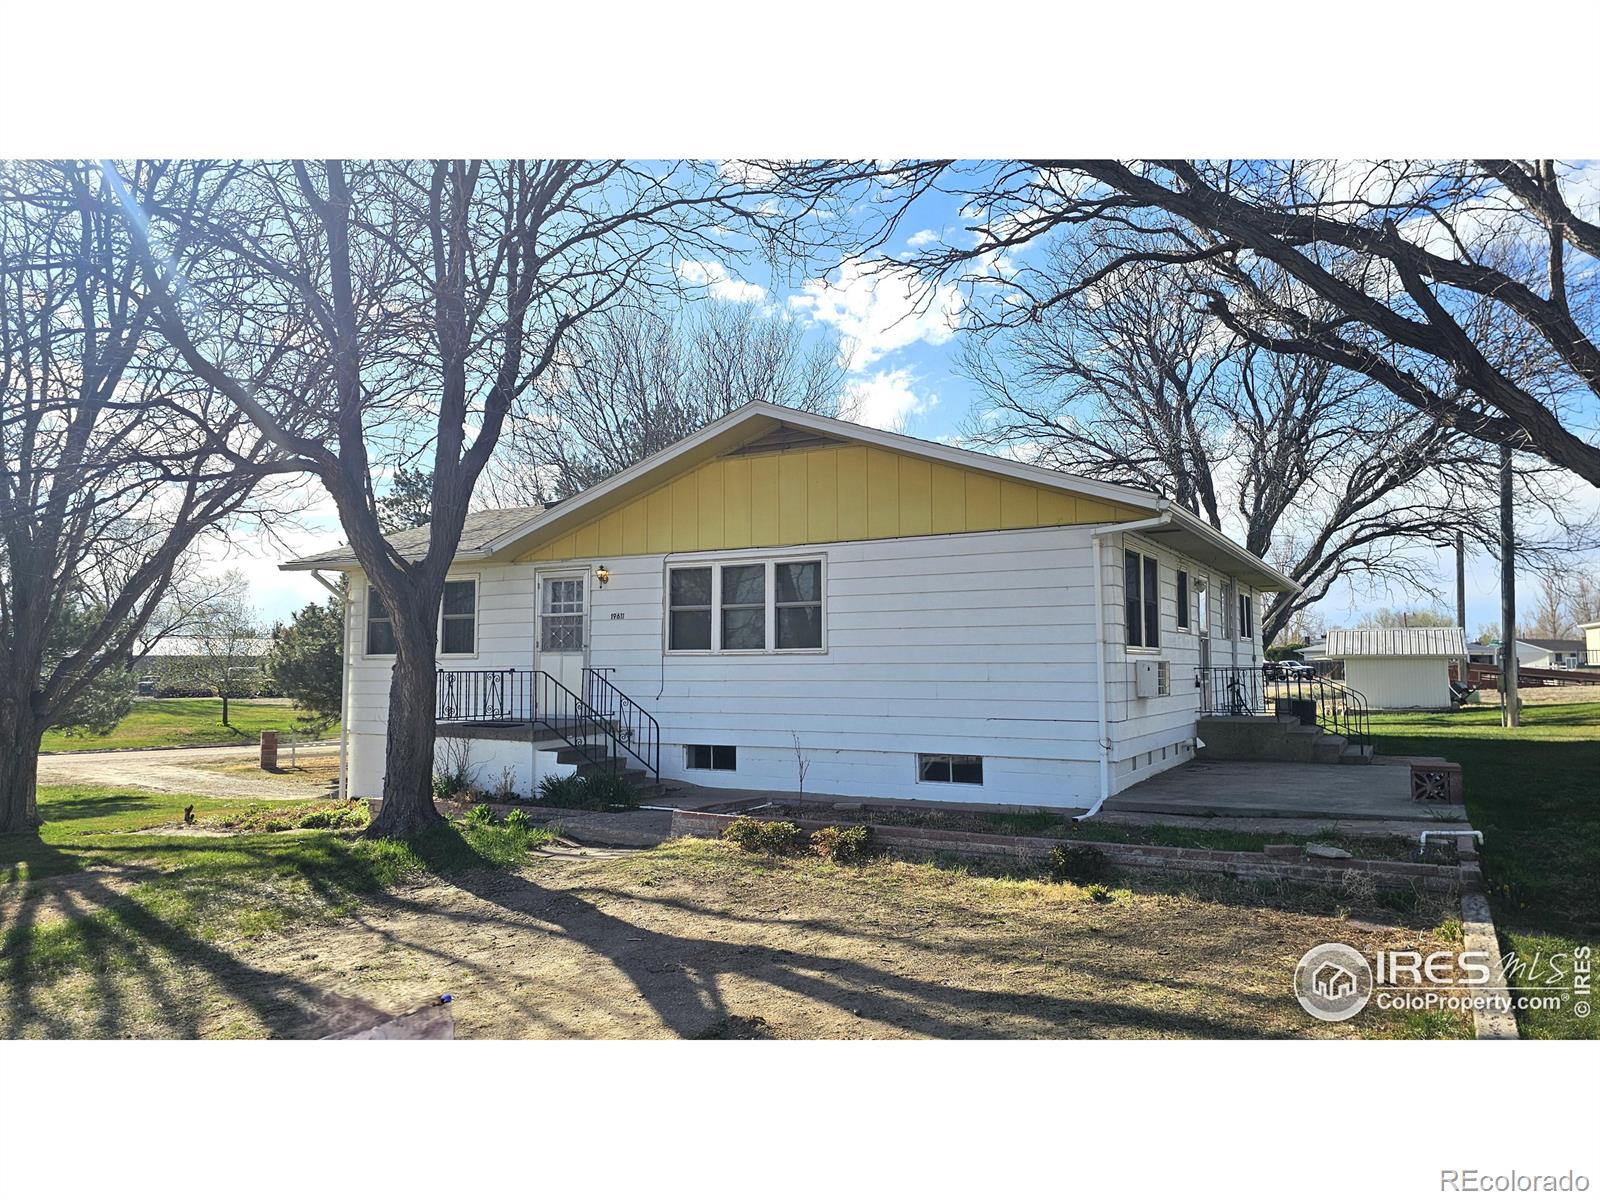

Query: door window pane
left=540, top=577, right=584, bottom=652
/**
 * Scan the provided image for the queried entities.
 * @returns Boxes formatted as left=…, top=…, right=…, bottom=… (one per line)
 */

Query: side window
left=1239, top=593, right=1255, bottom=640
left=440, top=580, right=476, bottom=655
left=1123, top=549, right=1159, bottom=649
left=1176, top=571, right=1190, bottom=630
left=366, top=587, right=396, bottom=656
left=775, top=560, right=823, bottom=649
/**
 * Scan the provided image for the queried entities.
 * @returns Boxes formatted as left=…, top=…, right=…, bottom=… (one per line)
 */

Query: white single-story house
left=284, top=403, right=1295, bottom=811
left=1515, top=637, right=1588, bottom=670
left=1321, top=627, right=1466, bottom=710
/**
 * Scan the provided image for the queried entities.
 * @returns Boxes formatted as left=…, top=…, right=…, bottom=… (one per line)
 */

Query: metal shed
left=1323, top=627, right=1466, bottom=710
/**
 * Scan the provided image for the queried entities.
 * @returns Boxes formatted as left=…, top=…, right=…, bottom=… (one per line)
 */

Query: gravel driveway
left=38, top=743, right=339, bottom=801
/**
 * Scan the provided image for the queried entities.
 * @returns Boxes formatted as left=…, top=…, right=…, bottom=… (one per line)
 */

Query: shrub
left=582, top=771, right=640, bottom=811
left=1049, top=842, right=1109, bottom=885
left=811, top=824, right=871, bottom=864
left=467, top=802, right=496, bottom=825
left=723, top=816, right=807, bottom=856
left=535, top=770, right=640, bottom=811
left=536, top=772, right=591, bottom=809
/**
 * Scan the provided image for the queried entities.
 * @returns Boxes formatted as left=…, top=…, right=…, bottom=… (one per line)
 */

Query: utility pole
left=1456, top=531, right=1468, bottom=686
left=1500, top=446, right=1519, bottom=728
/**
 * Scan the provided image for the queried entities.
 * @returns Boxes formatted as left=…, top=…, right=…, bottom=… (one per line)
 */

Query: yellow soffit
left=513, top=437, right=1154, bottom=564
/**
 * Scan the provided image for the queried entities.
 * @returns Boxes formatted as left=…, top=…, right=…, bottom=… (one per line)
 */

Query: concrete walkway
left=1104, top=760, right=1467, bottom=823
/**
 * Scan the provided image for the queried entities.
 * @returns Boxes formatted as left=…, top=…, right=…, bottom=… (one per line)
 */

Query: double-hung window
left=1124, top=550, right=1160, bottom=649
left=668, top=558, right=825, bottom=652
left=439, top=579, right=477, bottom=655
left=365, top=587, right=396, bottom=656
left=775, top=560, right=822, bottom=649
left=668, top=567, right=713, bottom=651
left=720, top=564, right=766, bottom=650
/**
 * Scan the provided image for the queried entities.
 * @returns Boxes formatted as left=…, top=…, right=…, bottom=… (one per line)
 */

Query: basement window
left=918, top=753, right=984, bottom=785
left=686, top=744, right=737, bottom=771
left=1124, top=550, right=1160, bottom=649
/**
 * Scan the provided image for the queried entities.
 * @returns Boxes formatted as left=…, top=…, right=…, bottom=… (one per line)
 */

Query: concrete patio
left=1103, top=759, right=1466, bottom=824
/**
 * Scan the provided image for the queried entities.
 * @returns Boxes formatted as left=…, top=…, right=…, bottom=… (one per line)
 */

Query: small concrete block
left=1305, top=842, right=1353, bottom=859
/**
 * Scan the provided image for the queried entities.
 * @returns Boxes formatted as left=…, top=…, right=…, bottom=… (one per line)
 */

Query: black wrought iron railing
left=1195, top=665, right=1371, bottom=752
left=583, top=668, right=660, bottom=782
left=435, top=668, right=661, bottom=783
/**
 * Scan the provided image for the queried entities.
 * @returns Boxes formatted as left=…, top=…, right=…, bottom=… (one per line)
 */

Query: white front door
left=537, top=572, right=588, bottom=696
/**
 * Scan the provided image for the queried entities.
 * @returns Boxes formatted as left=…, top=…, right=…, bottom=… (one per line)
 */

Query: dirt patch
left=37, top=744, right=336, bottom=801
left=3, top=839, right=1469, bottom=1040
left=1470, top=683, right=1600, bottom=706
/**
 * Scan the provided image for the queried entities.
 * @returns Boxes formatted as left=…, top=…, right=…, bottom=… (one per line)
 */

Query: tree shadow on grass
left=0, top=830, right=408, bottom=1039
left=406, top=829, right=1278, bottom=1039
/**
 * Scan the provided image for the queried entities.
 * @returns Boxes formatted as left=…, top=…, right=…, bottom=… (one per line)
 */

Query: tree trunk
left=0, top=700, right=43, bottom=834
left=364, top=598, right=445, bottom=839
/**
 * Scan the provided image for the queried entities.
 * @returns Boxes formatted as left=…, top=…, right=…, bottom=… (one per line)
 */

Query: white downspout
left=309, top=570, right=351, bottom=801
left=1087, top=532, right=1111, bottom=820
left=1080, top=515, right=1172, bottom=822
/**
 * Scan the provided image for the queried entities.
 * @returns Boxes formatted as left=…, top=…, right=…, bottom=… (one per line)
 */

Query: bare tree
left=105, top=159, right=772, bottom=837
left=184, top=571, right=262, bottom=726
left=484, top=301, right=851, bottom=504
left=755, top=160, right=1600, bottom=484
left=959, top=249, right=1544, bottom=642
left=0, top=161, right=288, bottom=832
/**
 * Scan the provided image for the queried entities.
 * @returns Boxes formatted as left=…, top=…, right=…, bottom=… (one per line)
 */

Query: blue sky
left=238, top=176, right=1596, bottom=640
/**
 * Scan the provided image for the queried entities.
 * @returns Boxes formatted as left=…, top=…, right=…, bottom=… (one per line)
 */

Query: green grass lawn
left=1369, top=703, right=1599, bottom=1038
left=40, top=698, right=341, bottom=753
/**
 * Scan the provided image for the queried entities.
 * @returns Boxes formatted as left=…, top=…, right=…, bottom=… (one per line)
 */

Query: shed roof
left=1324, top=627, right=1466, bottom=658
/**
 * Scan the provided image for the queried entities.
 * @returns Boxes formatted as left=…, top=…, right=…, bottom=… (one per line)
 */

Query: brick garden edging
left=662, top=808, right=1466, bottom=894
left=441, top=798, right=1464, bottom=893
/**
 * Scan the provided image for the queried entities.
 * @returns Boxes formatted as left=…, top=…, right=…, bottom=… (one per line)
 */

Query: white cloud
left=788, top=258, right=963, bottom=369
left=907, top=228, right=940, bottom=248
left=677, top=259, right=766, bottom=304
left=846, top=367, right=936, bottom=431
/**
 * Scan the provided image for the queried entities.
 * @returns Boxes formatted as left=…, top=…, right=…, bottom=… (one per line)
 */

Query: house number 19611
left=609, top=612, right=626, bottom=620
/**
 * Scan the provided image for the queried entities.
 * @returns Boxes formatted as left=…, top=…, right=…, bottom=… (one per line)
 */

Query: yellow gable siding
left=518, top=445, right=1148, bottom=562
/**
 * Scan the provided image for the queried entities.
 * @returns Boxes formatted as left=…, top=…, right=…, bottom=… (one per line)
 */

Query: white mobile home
left=1322, top=627, right=1466, bottom=710
left=284, top=403, right=1294, bottom=811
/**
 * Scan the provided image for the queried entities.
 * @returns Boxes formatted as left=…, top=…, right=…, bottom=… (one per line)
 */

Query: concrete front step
left=1197, top=715, right=1368, bottom=765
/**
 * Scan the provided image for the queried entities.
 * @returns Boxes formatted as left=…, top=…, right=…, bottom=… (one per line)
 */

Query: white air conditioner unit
left=1134, top=659, right=1170, bottom=699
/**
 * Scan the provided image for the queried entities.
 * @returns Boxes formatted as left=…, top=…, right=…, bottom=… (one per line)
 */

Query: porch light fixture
left=594, top=565, right=611, bottom=588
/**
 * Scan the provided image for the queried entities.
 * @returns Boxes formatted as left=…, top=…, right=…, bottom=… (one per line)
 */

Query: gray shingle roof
left=282, top=504, right=546, bottom=571
left=1518, top=637, right=1585, bottom=653
left=1325, top=627, right=1466, bottom=658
